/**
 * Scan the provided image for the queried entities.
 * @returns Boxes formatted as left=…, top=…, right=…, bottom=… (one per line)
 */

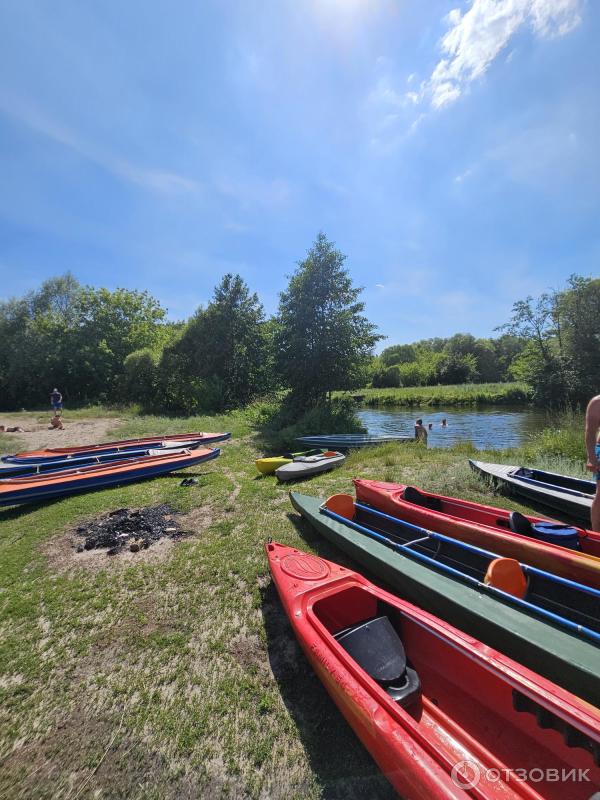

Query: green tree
left=501, top=276, right=600, bottom=406
left=275, top=233, right=382, bottom=405
left=0, top=274, right=84, bottom=408
left=436, top=351, right=479, bottom=384
left=443, top=333, right=500, bottom=383
left=492, top=334, right=527, bottom=381
left=123, top=349, right=159, bottom=405
left=372, top=364, right=402, bottom=388
left=557, top=276, right=600, bottom=403
left=379, top=344, right=417, bottom=366
left=160, top=273, right=270, bottom=412
left=71, top=287, right=166, bottom=403
left=0, top=275, right=168, bottom=409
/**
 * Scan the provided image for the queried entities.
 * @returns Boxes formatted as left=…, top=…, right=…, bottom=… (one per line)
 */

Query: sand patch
left=0, top=416, right=121, bottom=453
left=43, top=530, right=178, bottom=575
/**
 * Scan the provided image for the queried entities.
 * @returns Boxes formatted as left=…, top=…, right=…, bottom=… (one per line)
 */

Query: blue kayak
left=1, top=432, right=231, bottom=464
left=0, top=447, right=220, bottom=506
left=0, top=446, right=189, bottom=479
left=296, top=434, right=414, bottom=450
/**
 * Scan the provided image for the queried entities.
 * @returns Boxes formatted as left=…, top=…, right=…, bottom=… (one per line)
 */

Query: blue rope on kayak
left=319, top=503, right=600, bottom=645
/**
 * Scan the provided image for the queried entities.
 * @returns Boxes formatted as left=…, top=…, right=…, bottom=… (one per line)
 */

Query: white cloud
left=0, top=93, right=199, bottom=194
left=215, top=174, right=292, bottom=210
left=367, top=76, right=407, bottom=110
left=424, top=0, right=582, bottom=109
left=487, top=121, right=582, bottom=185
left=454, top=167, right=474, bottom=182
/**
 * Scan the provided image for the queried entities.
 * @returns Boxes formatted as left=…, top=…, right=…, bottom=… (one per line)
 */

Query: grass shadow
left=169, top=469, right=218, bottom=479
left=0, top=497, right=63, bottom=522
left=251, top=398, right=366, bottom=455
left=260, top=577, right=395, bottom=799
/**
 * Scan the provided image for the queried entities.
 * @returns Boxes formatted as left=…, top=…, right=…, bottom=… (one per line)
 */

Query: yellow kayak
left=256, top=449, right=325, bottom=475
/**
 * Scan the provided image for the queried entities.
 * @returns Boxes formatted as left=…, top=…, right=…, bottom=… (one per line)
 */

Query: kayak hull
left=3, top=432, right=231, bottom=464
left=296, top=434, right=414, bottom=450
left=275, top=452, right=345, bottom=481
left=0, top=445, right=197, bottom=479
left=255, top=449, right=325, bottom=475
left=354, top=479, right=600, bottom=588
left=268, top=541, right=600, bottom=799
left=256, top=456, right=291, bottom=474
left=0, top=448, right=220, bottom=506
left=289, top=492, right=600, bottom=706
left=470, top=460, right=593, bottom=522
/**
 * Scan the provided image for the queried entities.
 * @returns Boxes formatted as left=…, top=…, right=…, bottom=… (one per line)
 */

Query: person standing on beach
left=585, top=394, right=600, bottom=531
left=50, top=388, right=63, bottom=415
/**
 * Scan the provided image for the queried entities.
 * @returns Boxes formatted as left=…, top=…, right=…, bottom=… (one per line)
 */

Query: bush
left=260, top=397, right=365, bottom=450
left=521, top=412, right=585, bottom=463
left=398, top=362, right=426, bottom=387
left=372, top=364, right=402, bottom=388
left=122, top=349, right=158, bottom=405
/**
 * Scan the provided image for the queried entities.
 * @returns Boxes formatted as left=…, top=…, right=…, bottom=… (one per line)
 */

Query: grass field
left=342, top=381, right=532, bottom=407
left=0, top=409, right=589, bottom=799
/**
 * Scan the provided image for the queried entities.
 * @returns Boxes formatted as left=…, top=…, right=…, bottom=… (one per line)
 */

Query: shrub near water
left=520, top=411, right=587, bottom=475
left=351, top=382, right=532, bottom=407
left=260, top=397, right=365, bottom=451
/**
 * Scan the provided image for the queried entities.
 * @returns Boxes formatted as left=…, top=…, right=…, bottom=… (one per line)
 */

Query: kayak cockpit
left=514, top=467, right=595, bottom=495
left=309, top=582, right=600, bottom=791
left=312, top=586, right=422, bottom=709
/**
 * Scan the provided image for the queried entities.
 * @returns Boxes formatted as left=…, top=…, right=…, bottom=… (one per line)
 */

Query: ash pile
left=75, top=505, right=185, bottom=555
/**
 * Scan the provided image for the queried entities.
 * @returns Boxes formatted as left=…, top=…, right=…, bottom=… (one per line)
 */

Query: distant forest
left=1, top=232, right=598, bottom=413
left=371, top=333, right=525, bottom=389
left=373, top=274, right=600, bottom=407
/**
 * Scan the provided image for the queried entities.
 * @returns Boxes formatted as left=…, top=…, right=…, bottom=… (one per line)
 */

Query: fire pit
left=75, top=505, right=185, bottom=556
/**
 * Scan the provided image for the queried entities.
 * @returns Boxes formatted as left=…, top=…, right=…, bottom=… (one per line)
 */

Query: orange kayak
left=354, top=479, right=600, bottom=589
left=0, top=447, right=219, bottom=506
left=4, top=432, right=231, bottom=463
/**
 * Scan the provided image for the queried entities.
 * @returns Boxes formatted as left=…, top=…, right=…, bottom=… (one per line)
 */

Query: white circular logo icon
left=451, top=760, right=481, bottom=790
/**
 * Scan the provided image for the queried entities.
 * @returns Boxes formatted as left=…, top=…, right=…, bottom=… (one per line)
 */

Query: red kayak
left=267, top=541, right=600, bottom=799
left=4, top=431, right=231, bottom=463
left=354, top=479, right=600, bottom=589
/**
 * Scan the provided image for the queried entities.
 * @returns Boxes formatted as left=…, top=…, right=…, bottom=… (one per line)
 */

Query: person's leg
left=594, top=447, right=600, bottom=531
left=592, top=485, right=600, bottom=532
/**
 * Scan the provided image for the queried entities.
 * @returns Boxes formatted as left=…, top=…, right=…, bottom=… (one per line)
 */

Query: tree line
left=373, top=275, right=600, bottom=407
left=1, top=234, right=597, bottom=413
left=371, top=334, right=526, bottom=389
left=0, top=234, right=379, bottom=414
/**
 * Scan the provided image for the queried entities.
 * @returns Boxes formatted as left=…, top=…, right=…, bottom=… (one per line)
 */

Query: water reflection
left=356, top=406, right=549, bottom=450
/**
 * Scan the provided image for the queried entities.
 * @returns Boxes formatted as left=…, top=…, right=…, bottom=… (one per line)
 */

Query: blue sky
left=1, top=0, right=598, bottom=348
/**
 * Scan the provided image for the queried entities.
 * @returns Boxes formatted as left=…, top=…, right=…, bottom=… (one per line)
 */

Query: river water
left=356, top=405, right=549, bottom=450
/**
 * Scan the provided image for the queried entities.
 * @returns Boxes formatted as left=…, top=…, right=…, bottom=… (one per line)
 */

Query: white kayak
left=275, top=451, right=345, bottom=482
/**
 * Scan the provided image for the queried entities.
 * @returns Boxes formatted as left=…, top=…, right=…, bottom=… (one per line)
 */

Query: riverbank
left=0, top=408, right=588, bottom=799
left=341, top=381, right=532, bottom=407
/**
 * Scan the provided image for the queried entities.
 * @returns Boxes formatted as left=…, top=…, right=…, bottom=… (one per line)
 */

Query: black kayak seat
left=509, top=511, right=533, bottom=536
left=509, top=511, right=581, bottom=551
left=403, top=486, right=443, bottom=512
left=335, top=615, right=421, bottom=707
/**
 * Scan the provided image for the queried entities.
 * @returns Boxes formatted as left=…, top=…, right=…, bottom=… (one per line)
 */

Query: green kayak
left=290, top=492, right=600, bottom=707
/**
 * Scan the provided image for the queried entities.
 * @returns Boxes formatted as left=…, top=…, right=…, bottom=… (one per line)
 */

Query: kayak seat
left=508, top=511, right=534, bottom=536
left=484, top=558, right=527, bottom=599
left=510, top=512, right=581, bottom=550
left=325, top=494, right=355, bottom=520
left=335, top=615, right=421, bottom=708
left=403, top=486, right=443, bottom=512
